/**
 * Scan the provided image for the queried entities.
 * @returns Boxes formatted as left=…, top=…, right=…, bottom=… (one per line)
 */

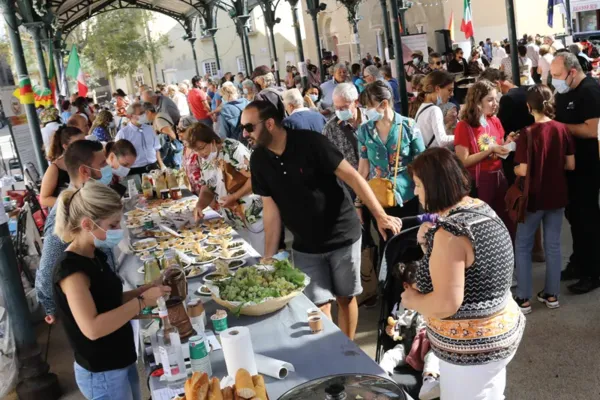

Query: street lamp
left=257, top=0, right=282, bottom=84
left=305, top=0, right=327, bottom=82
left=183, top=17, right=200, bottom=77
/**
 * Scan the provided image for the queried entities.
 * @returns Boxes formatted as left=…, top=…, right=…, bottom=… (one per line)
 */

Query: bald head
left=67, top=114, right=88, bottom=134
left=141, top=90, right=157, bottom=104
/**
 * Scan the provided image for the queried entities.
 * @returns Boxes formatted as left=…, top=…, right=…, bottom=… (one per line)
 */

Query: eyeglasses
left=241, top=119, right=265, bottom=133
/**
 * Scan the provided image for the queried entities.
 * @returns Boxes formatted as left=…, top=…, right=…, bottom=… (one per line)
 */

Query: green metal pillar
left=379, top=0, right=394, bottom=60
left=505, top=0, right=520, bottom=86
left=287, top=0, right=308, bottom=88
left=206, top=28, right=222, bottom=73
left=26, top=23, right=50, bottom=90
left=1, top=1, right=48, bottom=172
left=390, top=0, right=408, bottom=116
left=306, top=0, right=325, bottom=83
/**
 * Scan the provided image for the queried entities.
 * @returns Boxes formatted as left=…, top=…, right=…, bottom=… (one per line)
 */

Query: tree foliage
left=67, top=9, right=168, bottom=78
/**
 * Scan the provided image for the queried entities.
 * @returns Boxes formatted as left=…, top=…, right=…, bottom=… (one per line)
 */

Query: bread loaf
left=208, top=377, right=223, bottom=400
left=235, top=369, right=256, bottom=399
left=251, top=375, right=267, bottom=400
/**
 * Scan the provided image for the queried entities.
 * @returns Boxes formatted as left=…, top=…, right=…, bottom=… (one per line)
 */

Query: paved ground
left=4, top=219, right=600, bottom=400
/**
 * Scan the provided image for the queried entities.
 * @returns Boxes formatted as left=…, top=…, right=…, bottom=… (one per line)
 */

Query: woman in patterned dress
left=454, top=80, right=515, bottom=237
left=178, top=116, right=203, bottom=195
left=182, top=122, right=264, bottom=253
left=403, top=147, right=525, bottom=400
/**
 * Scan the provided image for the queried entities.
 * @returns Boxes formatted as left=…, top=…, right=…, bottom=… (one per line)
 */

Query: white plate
left=125, top=209, right=149, bottom=218
left=132, top=238, right=158, bottom=252
left=189, top=255, right=219, bottom=265
left=224, top=241, right=244, bottom=250
left=207, top=236, right=233, bottom=245
left=219, top=250, right=247, bottom=261
left=184, top=264, right=209, bottom=279
left=196, top=284, right=212, bottom=296
left=226, top=259, right=246, bottom=270
left=203, top=273, right=232, bottom=283
left=137, top=266, right=144, bottom=274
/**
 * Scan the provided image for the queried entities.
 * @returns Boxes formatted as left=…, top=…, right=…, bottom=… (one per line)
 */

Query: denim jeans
left=515, top=208, right=564, bottom=299
left=74, top=362, right=141, bottom=400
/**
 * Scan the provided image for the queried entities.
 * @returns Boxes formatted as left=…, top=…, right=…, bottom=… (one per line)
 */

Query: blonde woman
left=89, top=110, right=114, bottom=142
left=168, top=84, right=190, bottom=117
left=53, top=181, right=170, bottom=400
left=219, top=82, right=249, bottom=140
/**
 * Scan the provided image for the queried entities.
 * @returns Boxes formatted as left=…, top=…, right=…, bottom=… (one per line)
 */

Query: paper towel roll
left=255, top=354, right=295, bottom=379
left=220, top=327, right=258, bottom=376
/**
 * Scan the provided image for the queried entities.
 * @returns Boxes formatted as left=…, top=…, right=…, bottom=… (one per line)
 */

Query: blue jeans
left=515, top=208, right=564, bottom=299
left=74, top=362, right=141, bottom=400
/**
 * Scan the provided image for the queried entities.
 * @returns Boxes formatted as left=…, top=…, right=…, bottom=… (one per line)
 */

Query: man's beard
left=253, top=126, right=273, bottom=148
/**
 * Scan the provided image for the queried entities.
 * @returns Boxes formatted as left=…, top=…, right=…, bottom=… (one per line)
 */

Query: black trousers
left=566, top=175, right=600, bottom=279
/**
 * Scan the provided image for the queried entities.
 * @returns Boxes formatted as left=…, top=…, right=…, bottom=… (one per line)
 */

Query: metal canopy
left=47, top=0, right=260, bottom=36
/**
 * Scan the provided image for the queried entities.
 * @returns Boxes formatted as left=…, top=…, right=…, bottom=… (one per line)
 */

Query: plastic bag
left=0, top=306, right=17, bottom=397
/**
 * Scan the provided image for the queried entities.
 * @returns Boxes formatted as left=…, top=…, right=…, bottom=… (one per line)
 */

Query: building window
left=236, top=55, right=256, bottom=73
left=203, top=60, right=218, bottom=76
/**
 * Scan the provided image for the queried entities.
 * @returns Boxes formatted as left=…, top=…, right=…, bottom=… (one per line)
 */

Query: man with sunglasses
left=242, top=101, right=402, bottom=340
left=429, top=52, right=444, bottom=71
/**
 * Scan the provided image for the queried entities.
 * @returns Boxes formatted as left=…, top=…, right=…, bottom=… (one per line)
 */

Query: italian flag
left=460, top=0, right=474, bottom=39
left=65, top=44, right=88, bottom=97
left=48, top=42, right=58, bottom=105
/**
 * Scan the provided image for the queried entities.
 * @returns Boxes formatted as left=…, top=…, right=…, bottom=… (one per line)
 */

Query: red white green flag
left=65, top=44, right=88, bottom=97
left=48, top=42, right=58, bottom=105
left=460, top=0, right=474, bottom=39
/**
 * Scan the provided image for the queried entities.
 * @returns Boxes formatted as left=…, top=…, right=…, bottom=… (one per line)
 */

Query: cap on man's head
left=412, top=50, right=424, bottom=58
left=40, top=107, right=59, bottom=124
left=251, top=65, right=271, bottom=80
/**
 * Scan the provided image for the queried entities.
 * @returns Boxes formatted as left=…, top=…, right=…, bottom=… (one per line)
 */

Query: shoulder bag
left=505, top=130, right=532, bottom=224
left=415, top=104, right=436, bottom=148
left=368, top=122, right=403, bottom=208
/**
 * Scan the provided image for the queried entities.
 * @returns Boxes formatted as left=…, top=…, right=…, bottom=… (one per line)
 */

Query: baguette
left=222, top=386, right=234, bottom=400
left=251, top=375, right=267, bottom=400
left=208, top=377, right=223, bottom=400
left=185, top=372, right=205, bottom=400
left=235, top=369, right=256, bottom=399
left=198, top=372, right=210, bottom=400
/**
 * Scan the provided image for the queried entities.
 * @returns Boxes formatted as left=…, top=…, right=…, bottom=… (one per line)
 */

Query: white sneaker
left=419, top=375, right=440, bottom=400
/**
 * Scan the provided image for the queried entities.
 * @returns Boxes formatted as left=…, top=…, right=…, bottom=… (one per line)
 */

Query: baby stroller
left=375, top=216, right=428, bottom=399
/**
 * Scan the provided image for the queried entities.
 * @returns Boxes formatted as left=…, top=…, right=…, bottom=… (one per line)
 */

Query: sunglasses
left=433, top=61, right=442, bottom=66
left=241, top=119, right=265, bottom=133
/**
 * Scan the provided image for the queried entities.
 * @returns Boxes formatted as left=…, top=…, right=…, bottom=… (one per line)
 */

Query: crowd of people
left=29, top=31, right=600, bottom=400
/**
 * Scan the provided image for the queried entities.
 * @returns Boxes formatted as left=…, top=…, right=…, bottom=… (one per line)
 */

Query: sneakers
left=536, top=291, right=559, bottom=309
left=514, top=297, right=531, bottom=315
left=419, top=375, right=440, bottom=400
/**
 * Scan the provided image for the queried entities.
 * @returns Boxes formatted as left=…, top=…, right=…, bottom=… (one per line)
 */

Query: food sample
left=252, top=375, right=267, bottom=400
left=216, top=260, right=305, bottom=303
left=132, top=239, right=157, bottom=251
left=208, top=377, right=223, bottom=400
left=235, top=369, right=256, bottom=399
left=186, top=266, right=205, bottom=278
left=221, top=248, right=245, bottom=260
left=184, top=372, right=209, bottom=400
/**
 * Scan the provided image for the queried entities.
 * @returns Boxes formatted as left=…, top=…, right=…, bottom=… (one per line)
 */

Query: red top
left=514, top=120, right=575, bottom=211
left=454, top=116, right=505, bottom=175
left=188, top=88, right=210, bottom=120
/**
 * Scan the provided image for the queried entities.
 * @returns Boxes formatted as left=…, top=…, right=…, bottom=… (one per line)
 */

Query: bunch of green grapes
left=217, top=266, right=304, bottom=303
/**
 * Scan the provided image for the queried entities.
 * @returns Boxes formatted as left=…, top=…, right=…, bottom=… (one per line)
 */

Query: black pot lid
left=278, top=374, right=406, bottom=400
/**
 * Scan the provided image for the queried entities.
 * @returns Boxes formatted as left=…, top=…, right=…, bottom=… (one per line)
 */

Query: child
left=379, top=261, right=440, bottom=400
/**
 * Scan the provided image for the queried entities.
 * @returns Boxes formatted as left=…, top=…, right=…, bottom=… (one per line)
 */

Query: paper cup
left=308, top=316, right=323, bottom=333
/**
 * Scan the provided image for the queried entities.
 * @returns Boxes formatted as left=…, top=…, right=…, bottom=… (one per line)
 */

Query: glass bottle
left=142, top=174, right=154, bottom=199
left=156, top=296, right=187, bottom=387
left=142, top=255, right=161, bottom=285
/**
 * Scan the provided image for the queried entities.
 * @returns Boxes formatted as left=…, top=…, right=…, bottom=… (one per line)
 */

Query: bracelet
left=354, top=203, right=364, bottom=209
left=137, top=295, right=146, bottom=313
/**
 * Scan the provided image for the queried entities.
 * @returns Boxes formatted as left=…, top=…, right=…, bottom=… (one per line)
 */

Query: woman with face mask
left=454, top=80, right=515, bottom=237
left=89, top=110, right=114, bottom=142
left=182, top=122, right=265, bottom=253
left=53, top=180, right=171, bottom=400
left=241, top=79, right=257, bottom=102
left=105, top=139, right=138, bottom=184
left=410, top=70, right=456, bottom=149
left=302, top=85, right=323, bottom=111
left=356, top=81, right=425, bottom=244
left=40, top=126, right=86, bottom=208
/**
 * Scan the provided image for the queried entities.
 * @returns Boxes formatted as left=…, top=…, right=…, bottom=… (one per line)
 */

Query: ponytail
left=408, top=91, right=427, bottom=119
left=526, top=84, right=555, bottom=119
left=48, top=126, right=83, bottom=162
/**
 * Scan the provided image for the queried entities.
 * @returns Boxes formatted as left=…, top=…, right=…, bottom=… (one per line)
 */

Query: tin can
left=189, top=335, right=212, bottom=376
left=170, top=187, right=182, bottom=200
left=211, top=310, right=228, bottom=334
left=143, top=218, right=154, bottom=230
left=160, top=189, right=170, bottom=200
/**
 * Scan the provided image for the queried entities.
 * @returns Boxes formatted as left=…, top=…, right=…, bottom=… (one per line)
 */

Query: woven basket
left=211, top=289, right=303, bottom=316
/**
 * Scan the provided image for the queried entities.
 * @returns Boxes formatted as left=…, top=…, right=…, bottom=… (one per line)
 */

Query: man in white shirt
left=39, top=107, right=63, bottom=155
left=526, top=35, right=541, bottom=83
left=320, top=63, right=349, bottom=117
left=115, top=103, right=164, bottom=175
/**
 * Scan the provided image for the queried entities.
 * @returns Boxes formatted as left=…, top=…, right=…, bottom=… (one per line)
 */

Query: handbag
left=505, top=130, right=532, bottom=224
left=221, top=160, right=247, bottom=194
left=368, top=123, right=403, bottom=208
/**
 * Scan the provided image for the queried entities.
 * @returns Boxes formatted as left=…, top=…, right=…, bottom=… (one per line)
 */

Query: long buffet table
left=116, top=199, right=390, bottom=399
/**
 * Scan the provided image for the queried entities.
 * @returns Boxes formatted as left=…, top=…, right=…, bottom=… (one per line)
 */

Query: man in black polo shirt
left=551, top=52, right=600, bottom=294
left=243, top=101, right=401, bottom=340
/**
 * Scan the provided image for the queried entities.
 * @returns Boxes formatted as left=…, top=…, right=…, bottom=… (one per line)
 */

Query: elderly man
left=551, top=52, right=600, bottom=294
left=252, top=65, right=286, bottom=120
left=142, top=102, right=182, bottom=169
left=141, top=89, right=180, bottom=127
left=282, top=88, right=327, bottom=133
left=320, top=63, right=349, bottom=115
left=115, top=103, right=164, bottom=174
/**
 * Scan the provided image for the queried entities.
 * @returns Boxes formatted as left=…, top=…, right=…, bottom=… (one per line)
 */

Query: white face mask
left=201, top=143, right=218, bottom=162
left=112, top=164, right=130, bottom=177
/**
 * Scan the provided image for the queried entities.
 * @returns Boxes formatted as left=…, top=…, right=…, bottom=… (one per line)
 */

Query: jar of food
left=142, top=255, right=161, bottom=285
left=142, top=174, right=154, bottom=199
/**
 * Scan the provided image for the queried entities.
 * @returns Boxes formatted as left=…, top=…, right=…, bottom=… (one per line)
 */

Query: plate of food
left=224, top=240, right=244, bottom=250
left=203, top=272, right=232, bottom=283
left=226, top=259, right=246, bottom=270
left=209, top=226, right=233, bottom=237
left=125, top=209, right=149, bottom=219
left=195, top=285, right=212, bottom=296
left=185, top=264, right=208, bottom=279
left=207, top=260, right=309, bottom=316
left=219, top=248, right=247, bottom=261
left=132, top=238, right=157, bottom=252
left=207, top=236, right=232, bottom=246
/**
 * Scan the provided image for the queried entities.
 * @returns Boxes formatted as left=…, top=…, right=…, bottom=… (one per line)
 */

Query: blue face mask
left=553, top=76, right=571, bottom=94
left=91, top=223, right=124, bottom=249
left=479, top=114, right=488, bottom=127
left=436, top=94, right=443, bottom=106
left=89, top=164, right=114, bottom=185
left=365, top=107, right=384, bottom=121
left=335, top=109, right=353, bottom=121
left=309, top=94, right=319, bottom=102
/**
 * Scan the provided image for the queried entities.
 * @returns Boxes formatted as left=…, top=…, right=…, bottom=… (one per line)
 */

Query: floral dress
left=199, top=139, right=264, bottom=246
left=183, top=148, right=202, bottom=195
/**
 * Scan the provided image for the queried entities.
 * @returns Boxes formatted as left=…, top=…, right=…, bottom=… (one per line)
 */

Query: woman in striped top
left=402, top=147, right=525, bottom=400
